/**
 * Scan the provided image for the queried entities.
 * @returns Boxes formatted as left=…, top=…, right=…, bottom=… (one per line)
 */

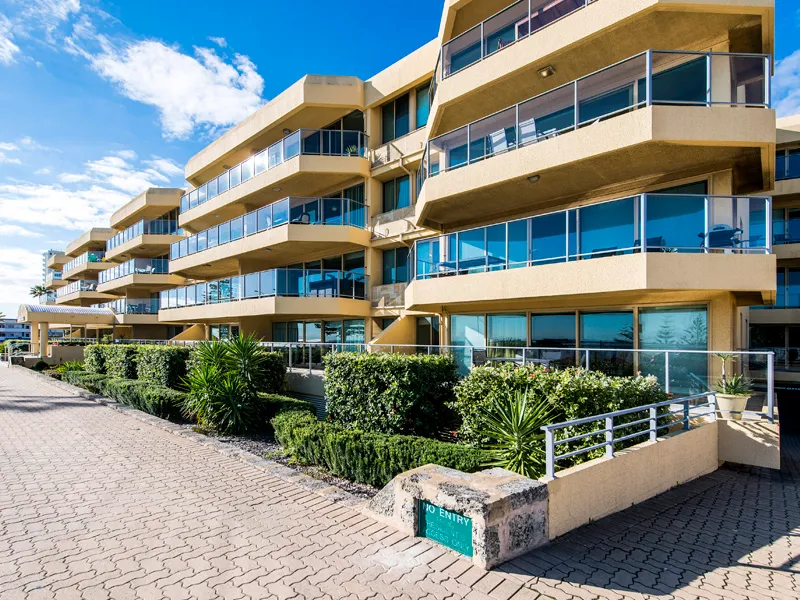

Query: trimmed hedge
left=262, top=352, right=287, bottom=393
left=105, top=345, right=139, bottom=379
left=62, top=370, right=185, bottom=420
left=272, top=410, right=490, bottom=488
left=136, top=346, right=191, bottom=388
left=323, top=352, right=459, bottom=437
left=259, top=393, right=316, bottom=422
left=451, top=364, right=668, bottom=446
left=84, top=345, right=107, bottom=374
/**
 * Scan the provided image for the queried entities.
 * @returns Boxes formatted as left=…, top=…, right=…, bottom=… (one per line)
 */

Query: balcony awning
left=17, top=304, right=115, bottom=326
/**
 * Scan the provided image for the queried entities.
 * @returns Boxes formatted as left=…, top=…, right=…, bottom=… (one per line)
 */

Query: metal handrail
left=541, top=392, right=716, bottom=478
left=425, top=49, right=771, bottom=179
left=180, top=129, right=369, bottom=214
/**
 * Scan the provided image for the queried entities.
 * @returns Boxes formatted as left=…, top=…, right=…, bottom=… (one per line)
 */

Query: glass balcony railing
left=776, top=149, right=800, bottom=182
left=99, top=258, right=169, bottom=284
left=46, top=270, right=62, bottom=282
left=57, top=280, right=99, bottom=297
left=92, top=298, right=160, bottom=315
left=63, top=251, right=106, bottom=274
left=107, top=219, right=181, bottom=251
left=39, top=290, right=57, bottom=304
left=413, top=194, right=771, bottom=280
left=421, top=50, right=770, bottom=184
left=160, top=268, right=369, bottom=309
left=771, top=209, right=800, bottom=245
left=170, top=197, right=367, bottom=261
left=180, top=129, right=369, bottom=214
left=437, top=0, right=595, bottom=84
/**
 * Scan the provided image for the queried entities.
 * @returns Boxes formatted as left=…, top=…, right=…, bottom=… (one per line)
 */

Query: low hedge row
left=272, top=410, right=490, bottom=487
left=63, top=370, right=186, bottom=420
left=85, top=344, right=192, bottom=389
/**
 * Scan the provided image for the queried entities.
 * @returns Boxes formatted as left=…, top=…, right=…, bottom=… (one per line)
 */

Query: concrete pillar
left=204, top=324, right=211, bottom=341
left=31, top=323, right=40, bottom=356
left=39, top=323, right=49, bottom=357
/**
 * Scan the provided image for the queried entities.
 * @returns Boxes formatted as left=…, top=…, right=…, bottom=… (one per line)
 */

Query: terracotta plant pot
left=715, top=393, right=749, bottom=420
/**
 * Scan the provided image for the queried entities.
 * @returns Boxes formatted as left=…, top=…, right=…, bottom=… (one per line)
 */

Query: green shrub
left=102, top=378, right=152, bottom=409
left=55, top=361, right=83, bottom=374
left=262, top=352, right=287, bottom=393
left=183, top=336, right=285, bottom=434
left=452, top=365, right=669, bottom=463
left=104, top=345, right=139, bottom=379
left=31, top=360, right=49, bottom=372
left=323, top=353, right=459, bottom=437
left=139, top=386, right=186, bottom=420
left=84, top=345, right=108, bottom=374
left=272, top=410, right=490, bottom=488
left=136, top=346, right=191, bottom=389
left=62, top=370, right=110, bottom=394
left=260, top=394, right=316, bottom=422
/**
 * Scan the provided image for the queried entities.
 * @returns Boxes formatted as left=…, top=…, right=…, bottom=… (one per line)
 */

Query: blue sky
left=0, top=0, right=798, bottom=319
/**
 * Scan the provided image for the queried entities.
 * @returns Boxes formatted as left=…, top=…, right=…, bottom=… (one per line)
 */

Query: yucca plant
left=477, top=389, right=558, bottom=479
left=225, top=333, right=268, bottom=395
left=207, top=373, right=255, bottom=435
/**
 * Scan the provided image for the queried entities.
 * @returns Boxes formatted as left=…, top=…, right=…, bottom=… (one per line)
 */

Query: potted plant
left=713, top=353, right=752, bottom=420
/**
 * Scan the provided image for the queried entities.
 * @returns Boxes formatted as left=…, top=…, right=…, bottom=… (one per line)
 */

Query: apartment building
left=153, top=0, right=775, bottom=389
left=40, top=189, right=187, bottom=340
left=0, top=319, right=31, bottom=342
left=749, top=115, right=800, bottom=382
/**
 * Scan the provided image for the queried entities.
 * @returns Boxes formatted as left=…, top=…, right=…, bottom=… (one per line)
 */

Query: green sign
left=418, top=500, right=473, bottom=557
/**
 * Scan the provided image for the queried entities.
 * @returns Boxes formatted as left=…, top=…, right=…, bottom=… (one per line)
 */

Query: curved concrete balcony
left=62, top=251, right=108, bottom=281
left=158, top=268, right=371, bottom=323
left=179, top=129, right=370, bottom=232
left=55, top=281, right=117, bottom=307
left=417, top=50, right=774, bottom=229
left=408, top=192, right=776, bottom=311
left=185, top=75, right=364, bottom=185
left=65, top=228, right=115, bottom=258
left=170, top=197, right=370, bottom=280
left=429, top=0, right=773, bottom=135
left=105, top=218, right=183, bottom=261
left=109, top=188, right=184, bottom=231
left=96, top=258, right=185, bottom=294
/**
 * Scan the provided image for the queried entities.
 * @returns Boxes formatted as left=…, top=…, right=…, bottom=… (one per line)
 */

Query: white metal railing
left=1, top=340, right=33, bottom=362
left=541, top=392, right=716, bottom=478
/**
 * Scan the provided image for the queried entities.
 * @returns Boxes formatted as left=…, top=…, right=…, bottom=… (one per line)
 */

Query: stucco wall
left=545, top=423, right=719, bottom=539
left=718, top=419, right=780, bottom=470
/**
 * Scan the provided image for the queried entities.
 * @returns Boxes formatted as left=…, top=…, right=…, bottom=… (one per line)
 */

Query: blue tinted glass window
left=416, top=82, right=430, bottom=128
left=382, top=179, right=395, bottom=213
left=531, top=212, right=566, bottom=264
left=650, top=57, right=706, bottom=104
left=395, top=93, right=409, bottom=138
left=580, top=312, right=634, bottom=348
left=486, top=224, right=506, bottom=269
left=789, top=149, right=800, bottom=179
left=382, top=249, right=396, bottom=284
left=396, top=176, right=410, bottom=210
left=531, top=314, right=576, bottom=347
left=507, top=219, right=528, bottom=267
left=579, top=197, right=635, bottom=258
left=487, top=314, right=526, bottom=347
left=646, top=195, right=704, bottom=252
left=789, top=268, right=800, bottom=308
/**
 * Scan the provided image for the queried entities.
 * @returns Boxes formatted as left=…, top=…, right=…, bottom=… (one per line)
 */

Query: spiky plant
left=477, top=389, right=557, bottom=479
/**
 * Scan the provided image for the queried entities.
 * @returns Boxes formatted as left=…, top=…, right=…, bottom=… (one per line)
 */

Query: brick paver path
left=0, top=366, right=798, bottom=599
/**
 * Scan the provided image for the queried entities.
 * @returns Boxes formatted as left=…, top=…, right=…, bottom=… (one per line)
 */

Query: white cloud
left=208, top=37, right=227, bottom=48
left=0, top=247, right=49, bottom=309
left=774, top=49, right=800, bottom=118
left=0, top=224, right=44, bottom=238
left=0, top=152, right=22, bottom=165
left=113, top=149, right=137, bottom=160
left=34, top=167, right=51, bottom=175
left=0, top=15, right=21, bottom=65
left=67, top=17, right=264, bottom=139
left=143, top=157, right=183, bottom=178
left=0, top=142, right=19, bottom=151
left=1, top=148, right=185, bottom=231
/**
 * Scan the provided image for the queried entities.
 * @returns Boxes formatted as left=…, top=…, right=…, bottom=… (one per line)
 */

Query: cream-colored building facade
left=39, top=0, right=782, bottom=390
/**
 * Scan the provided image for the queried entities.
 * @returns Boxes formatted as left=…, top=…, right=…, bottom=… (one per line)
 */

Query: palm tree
left=0, top=311, right=5, bottom=320
left=30, top=285, right=48, bottom=299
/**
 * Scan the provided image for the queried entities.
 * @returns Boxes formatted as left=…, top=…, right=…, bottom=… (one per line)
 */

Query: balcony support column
left=31, top=323, right=40, bottom=356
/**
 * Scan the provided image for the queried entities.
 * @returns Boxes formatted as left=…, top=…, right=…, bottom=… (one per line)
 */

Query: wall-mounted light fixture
left=537, top=65, right=555, bottom=78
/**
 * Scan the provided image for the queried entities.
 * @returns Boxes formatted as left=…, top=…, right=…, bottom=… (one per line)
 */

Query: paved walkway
left=0, top=366, right=798, bottom=600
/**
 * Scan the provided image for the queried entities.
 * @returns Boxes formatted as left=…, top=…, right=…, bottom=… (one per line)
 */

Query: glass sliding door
left=639, top=306, right=708, bottom=394
left=451, top=314, right=486, bottom=375
left=580, top=312, right=634, bottom=376
left=487, top=314, right=527, bottom=363
left=529, top=313, right=578, bottom=368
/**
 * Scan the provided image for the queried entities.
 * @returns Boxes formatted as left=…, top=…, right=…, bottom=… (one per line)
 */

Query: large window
left=416, top=81, right=431, bottom=129
left=272, top=319, right=365, bottom=344
left=382, top=93, right=410, bottom=143
left=382, top=248, right=410, bottom=285
left=639, top=306, right=708, bottom=394
left=531, top=314, right=576, bottom=347
left=382, top=175, right=411, bottom=213
left=580, top=312, right=634, bottom=376
left=416, top=316, right=440, bottom=346
left=777, top=148, right=800, bottom=181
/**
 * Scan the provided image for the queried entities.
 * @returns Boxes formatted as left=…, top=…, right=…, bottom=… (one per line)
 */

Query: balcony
left=407, top=193, right=776, bottom=310
left=45, top=271, right=66, bottom=289
left=97, top=258, right=184, bottom=294
left=159, top=268, right=371, bottom=323
left=64, top=228, right=115, bottom=257
left=92, top=297, right=162, bottom=324
left=105, top=217, right=183, bottom=260
left=179, top=129, right=369, bottom=231
left=45, top=252, right=68, bottom=270
left=429, top=0, right=773, bottom=134
left=62, top=251, right=107, bottom=280
left=169, top=197, right=370, bottom=279
left=417, top=50, right=774, bottom=229
left=109, top=188, right=184, bottom=230
left=55, top=280, right=116, bottom=306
